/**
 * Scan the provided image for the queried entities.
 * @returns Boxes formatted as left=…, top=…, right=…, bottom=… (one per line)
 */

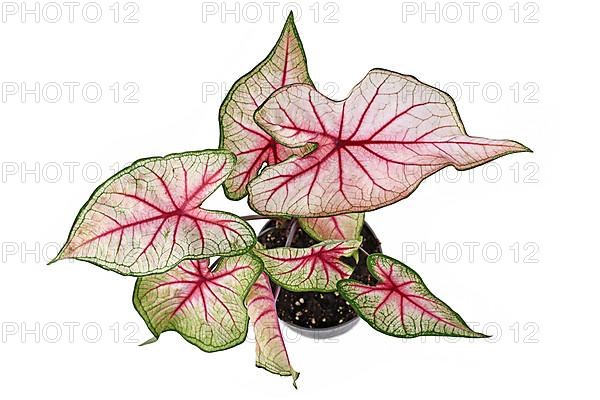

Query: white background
left=1, top=0, right=597, bottom=398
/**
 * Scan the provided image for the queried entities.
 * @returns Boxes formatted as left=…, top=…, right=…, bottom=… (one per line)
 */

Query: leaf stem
left=358, top=246, right=370, bottom=257
left=241, top=215, right=271, bottom=221
left=273, top=285, right=281, bottom=302
left=285, top=219, right=298, bottom=248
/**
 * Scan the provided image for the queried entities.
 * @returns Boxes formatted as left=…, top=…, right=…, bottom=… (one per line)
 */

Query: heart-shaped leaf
left=299, top=213, right=364, bottom=241
left=219, top=12, right=312, bottom=200
left=133, top=253, right=262, bottom=352
left=52, top=150, right=255, bottom=276
left=246, top=273, right=299, bottom=388
left=219, top=13, right=360, bottom=240
left=249, top=69, right=530, bottom=217
left=255, top=240, right=360, bottom=292
left=338, top=254, right=485, bottom=338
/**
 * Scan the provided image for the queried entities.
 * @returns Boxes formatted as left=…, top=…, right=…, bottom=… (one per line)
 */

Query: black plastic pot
left=257, top=219, right=382, bottom=337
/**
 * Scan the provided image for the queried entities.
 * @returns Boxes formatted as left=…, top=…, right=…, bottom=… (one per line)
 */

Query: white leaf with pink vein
left=255, top=240, right=361, bottom=292
left=249, top=68, right=530, bottom=217
left=134, top=254, right=262, bottom=352
left=338, top=254, right=485, bottom=338
left=246, top=273, right=299, bottom=387
left=52, top=150, right=256, bottom=276
left=219, top=13, right=312, bottom=200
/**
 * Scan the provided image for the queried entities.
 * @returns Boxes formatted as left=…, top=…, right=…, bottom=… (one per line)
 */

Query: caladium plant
left=52, top=13, right=530, bottom=388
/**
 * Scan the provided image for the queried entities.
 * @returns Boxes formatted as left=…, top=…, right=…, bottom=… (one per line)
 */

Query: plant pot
left=257, top=219, right=382, bottom=337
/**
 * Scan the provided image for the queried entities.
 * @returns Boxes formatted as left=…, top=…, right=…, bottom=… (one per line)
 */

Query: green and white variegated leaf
left=52, top=150, right=256, bottom=276
left=246, top=273, right=299, bottom=388
left=250, top=68, right=530, bottom=217
left=255, top=240, right=361, bottom=292
left=133, top=254, right=262, bottom=352
left=298, top=213, right=365, bottom=241
left=338, top=254, right=486, bottom=338
left=219, top=12, right=313, bottom=200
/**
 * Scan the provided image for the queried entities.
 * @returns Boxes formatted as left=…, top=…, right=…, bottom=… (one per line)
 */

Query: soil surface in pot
left=257, top=219, right=382, bottom=330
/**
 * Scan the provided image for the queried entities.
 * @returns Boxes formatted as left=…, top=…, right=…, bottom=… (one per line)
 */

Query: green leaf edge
left=218, top=11, right=314, bottom=201
left=255, top=363, right=300, bottom=389
left=132, top=252, right=264, bottom=353
left=337, top=253, right=488, bottom=339
left=254, top=239, right=361, bottom=293
left=49, top=149, right=257, bottom=277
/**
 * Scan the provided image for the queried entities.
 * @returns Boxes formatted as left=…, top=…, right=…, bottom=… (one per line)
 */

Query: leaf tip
left=513, top=140, right=533, bottom=154
left=139, top=336, right=159, bottom=346
left=46, top=257, right=59, bottom=266
left=285, top=10, right=295, bottom=23
left=47, top=251, right=67, bottom=266
left=291, top=370, right=300, bottom=389
left=281, top=10, right=302, bottom=40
